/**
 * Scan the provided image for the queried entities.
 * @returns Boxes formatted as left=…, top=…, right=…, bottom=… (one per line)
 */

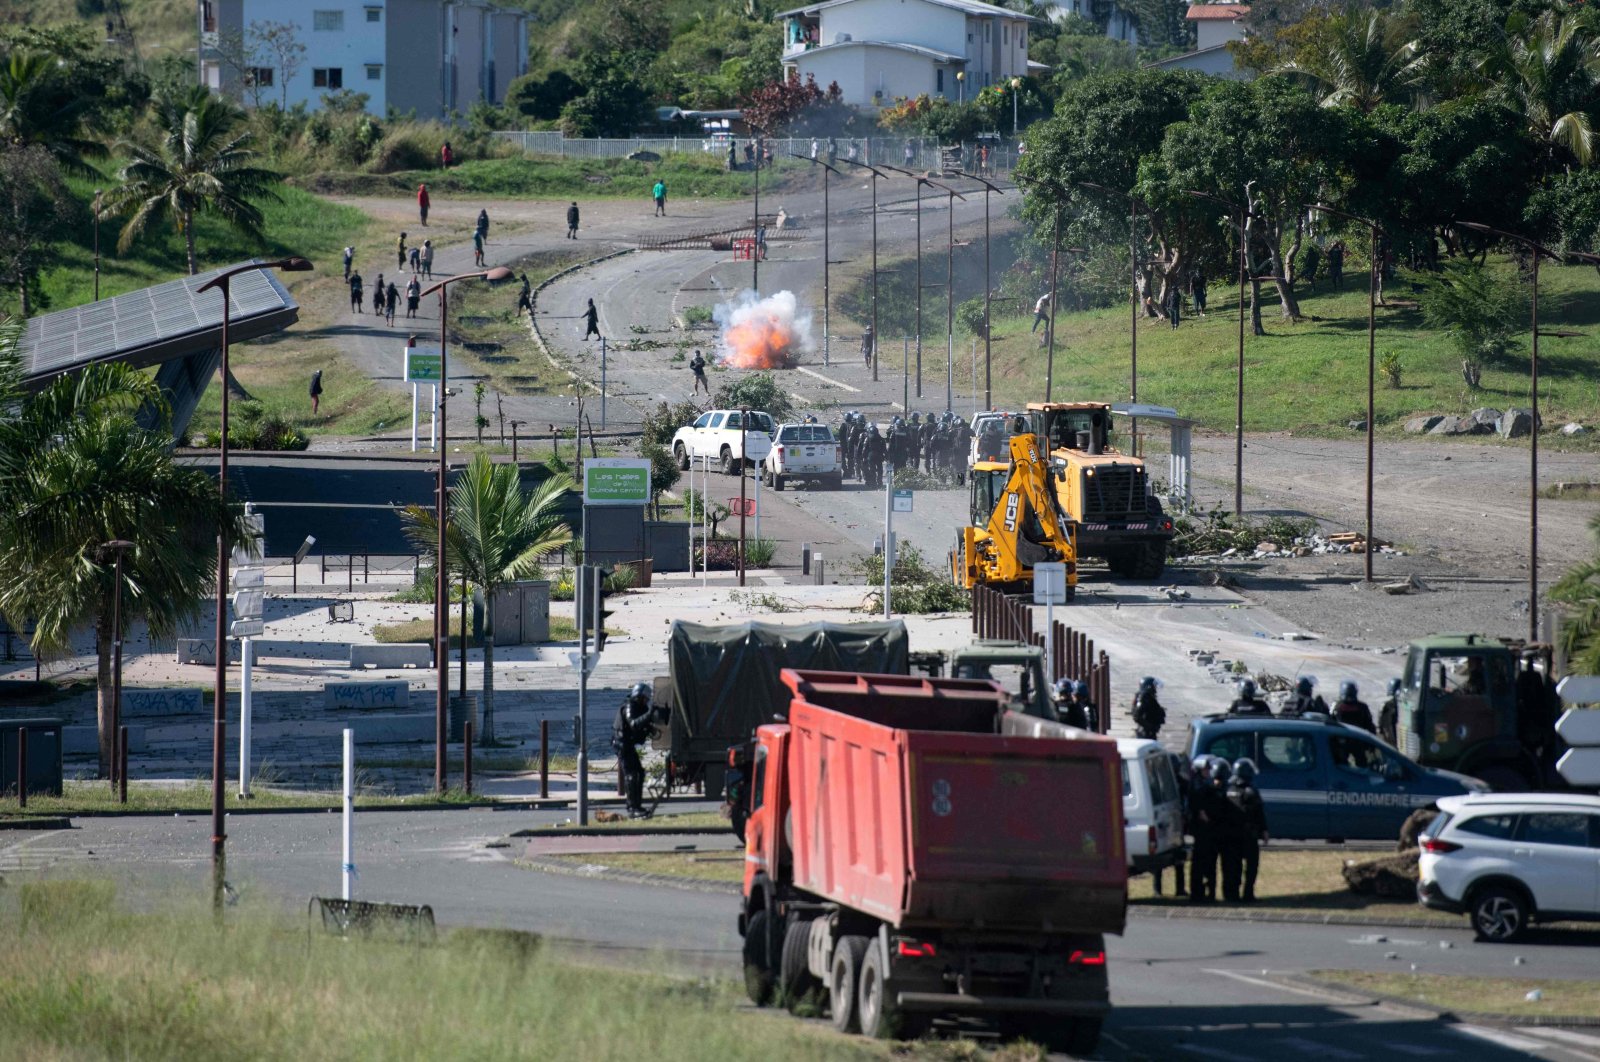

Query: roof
left=1440, top=792, right=1600, bottom=811
left=1409, top=634, right=1514, bottom=651
left=1145, top=42, right=1238, bottom=70
left=19, top=262, right=299, bottom=386
left=790, top=38, right=968, bottom=63
left=1186, top=3, right=1248, bottom=19
left=777, top=0, right=1043, bottom=24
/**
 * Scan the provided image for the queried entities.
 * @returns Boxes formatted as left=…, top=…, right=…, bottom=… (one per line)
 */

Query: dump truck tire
left=856, top=939, right=901, bottom=1039
left=1131, top=541, right=1166, bottom=580
left=743, top=909, right=777, bottom=1005
left=780, top=917, right=816, bottom=1012
left=829, top=935, right=870, bottom=1033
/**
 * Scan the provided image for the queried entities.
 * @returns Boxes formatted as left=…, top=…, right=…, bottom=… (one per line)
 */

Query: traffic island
left=1298, top=971, right=1600, bottom=1027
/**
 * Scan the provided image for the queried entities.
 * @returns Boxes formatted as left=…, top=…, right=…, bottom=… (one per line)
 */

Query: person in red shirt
left=440, top=141, right=454, bottom=168
left=417, top=183, right=430, bottom=226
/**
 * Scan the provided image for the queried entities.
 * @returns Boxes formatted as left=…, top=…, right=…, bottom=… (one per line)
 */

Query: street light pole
left=93, top=190, right=103, bottom=302
left=1184, top=190, right=1250, bottom=517
left=747, top=121, right=773, bottom=294
left=419, top=267, right=513, bottom=791
left=883, top=164, right=927, bottom=399
left=1011, top=77, right=1020, bottom=134
left=1310, top=203, right=1386, bottom=583
left=926, top=179, right=966, bottom=413
left=958, top=171, right=1006, bottom=411
left=790, top=153, right=842, bottom=368
left=1045, top=208, right=1061, bottom=401
left=196, top=256, right=312, bottom=915
left=838, top=158, right=891, bottom=382
left=102, top=540, right=134, bottom=788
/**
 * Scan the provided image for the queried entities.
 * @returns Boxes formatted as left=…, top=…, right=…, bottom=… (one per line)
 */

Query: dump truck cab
left=1396, top=633, right=1560, bottom=791
left=947, top=640, right=1054, bottom=721
left=1027, top=402, right=1173, bottom=580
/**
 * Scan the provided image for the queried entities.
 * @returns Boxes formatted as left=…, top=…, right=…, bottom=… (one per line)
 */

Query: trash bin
left=0, top=718, right=65, bottom=797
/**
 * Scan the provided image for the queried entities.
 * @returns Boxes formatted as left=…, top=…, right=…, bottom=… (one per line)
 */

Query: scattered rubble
left=1404, top=414, right=1444, bottom=434
left=1561, top=422, right=1587, bottom=436
left=1248, top=532, right=1403, bottom=559
left=1499, top=407, right=1538, bottom=438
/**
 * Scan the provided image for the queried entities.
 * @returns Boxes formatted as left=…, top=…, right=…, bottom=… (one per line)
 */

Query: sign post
left=1033, top=561, right=1068, bottom=684
left=582, top=458, right=652, bottom=507
left=404, top=345, right=443, bottom=453
left=231, top=506, right=266, bottom=797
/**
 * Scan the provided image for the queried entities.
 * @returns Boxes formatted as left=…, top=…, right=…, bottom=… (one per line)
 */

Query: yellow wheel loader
left=951, top=427, right=1077, bottom=595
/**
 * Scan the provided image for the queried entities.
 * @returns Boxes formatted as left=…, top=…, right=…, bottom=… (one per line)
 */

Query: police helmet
left=1191, top=756, right=1213, bottom=778
left=1295, top=676, right=1314, bottom=695
left=1233, top=758, right=1258, bottom=783
left=1071, top=679, right=1090, bottom=698
left=1139, top=675, right=1158, bottom=692
left=1387, top=677, right=1402, bottom=696
left=909, top=412, right=920, bottom=423
left=1340, top=680, right=1359, bottom=701
left=1053, top=677, right=1074, bottom=701
left=1209, top=757, right=1232, bottom=783
left=804, top=413, right=817, bottom=424
left=628, top=682, right=652, bottom=703
left=1238, top=678, right=1257, bottom=698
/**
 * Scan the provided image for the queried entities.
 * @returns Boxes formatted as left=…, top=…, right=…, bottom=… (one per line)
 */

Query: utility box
left=492, top=580, right=551, bottom=646
left=0, top=718, right=65, bottom=797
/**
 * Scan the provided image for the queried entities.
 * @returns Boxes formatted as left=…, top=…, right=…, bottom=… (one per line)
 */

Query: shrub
left=682, top=305, right=713, bottom=327
left=1419, top=260, right=1529, bottom=376
left=956, top=296, right=989, bottom=338
left=713, top=372, right=795, bottom=424
left=850, top=543, right=966, bottom=614
left=640, top=399, right=704, bottom=448
left=1379, top=350, right=1402, bottom=389
left=743, top=537, right=777, bottom=568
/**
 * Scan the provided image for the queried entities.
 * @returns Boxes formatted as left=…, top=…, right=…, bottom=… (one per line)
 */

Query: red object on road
left=726, top=497, right=756, bottom=516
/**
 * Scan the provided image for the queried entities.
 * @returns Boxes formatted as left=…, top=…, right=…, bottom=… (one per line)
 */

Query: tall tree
left=0, top=49, right=109, bottom=176
left=0, top=364, right=245, bottom=777
left=1478, top=8, right=1600, bottom=167
left=1277, top=7, right=1425, bottom=114
left=0, top=145, right=76, bottom=315
left=103, top=86, right=280, bottom=275
left=401, top=455, right=572, bottom=746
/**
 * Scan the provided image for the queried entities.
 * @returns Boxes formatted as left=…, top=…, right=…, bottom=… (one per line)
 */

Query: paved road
left=7, top=812, right=1599, bottom=1060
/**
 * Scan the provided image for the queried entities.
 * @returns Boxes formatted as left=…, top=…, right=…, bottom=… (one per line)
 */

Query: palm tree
left=1551, top=514, right=1600, bottom=675
left=0, top=362, right=246, bottom=776
left=401, top=454, right=573, bottom=745
left=102, top=86, right=280, bottom=275
left=0, top=50, right=107, bottom=177
left=1478, top=9, right=1600, bottom=167
left=1277, top=8, right=1425, bottom=115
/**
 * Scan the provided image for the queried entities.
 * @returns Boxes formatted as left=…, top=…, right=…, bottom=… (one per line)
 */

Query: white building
left=1047, top=0, right=1138, bottom=46
left=199, top=0, right=527, bottom=118
left=1147, top=3, right=1249, bottom=79
left=777, top=0, right=1047, bottom=111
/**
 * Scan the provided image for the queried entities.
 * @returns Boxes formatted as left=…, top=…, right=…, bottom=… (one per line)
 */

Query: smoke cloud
left=714, top=290, right=814, bottom=370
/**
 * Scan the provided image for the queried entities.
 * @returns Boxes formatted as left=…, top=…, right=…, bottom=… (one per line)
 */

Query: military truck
left=1395, top=633, right=1562, bottom=791
left=1027, top=402, right=1174, bottom=580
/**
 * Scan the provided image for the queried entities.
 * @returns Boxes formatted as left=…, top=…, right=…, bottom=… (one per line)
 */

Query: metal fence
left=491, top=132, right=1019, bottom=177
left=971, top=584, right=1111, bottom=734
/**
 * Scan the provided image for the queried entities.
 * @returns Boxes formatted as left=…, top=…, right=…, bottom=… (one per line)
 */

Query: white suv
left=672, top=409, right=775, bottom=475
left=1418, top=792, right=1600, bottom=941
left=763, top=423, right=841, bottom=491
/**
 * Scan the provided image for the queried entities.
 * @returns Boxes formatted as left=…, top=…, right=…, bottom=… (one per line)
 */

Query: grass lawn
left=1312, top=970, right=1600, bottom=1018
left=297, top=154, right=808, bottom=202
left=542, top=849, right=746, bottom=885
left=0, top=882, right=884, bottom=1061
left=1, top=779, right=485, bottom=818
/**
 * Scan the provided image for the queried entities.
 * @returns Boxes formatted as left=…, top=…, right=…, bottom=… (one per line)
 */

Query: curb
left=1284, top=972, right=1600, bottom=1029
left=8, top=800, right=563, bottom=821
left=527, top=247, right=637, bottom=404
left=0, top=816, right=71, bottom=831
left=511, top=825, right=729, bottom=838
left=514, top=853, right=741, bottom=895
left=1127, top=903, right=1460, bottom=931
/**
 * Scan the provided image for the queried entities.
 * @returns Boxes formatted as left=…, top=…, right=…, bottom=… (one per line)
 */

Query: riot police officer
left=1187, top=757, right=1227, bottom=903
left=613, top=682, right=655, bottom=817
left=978, top=418, right=1006, bottom=461
left=1054, top=678, right=1088, bottom=729
left=1132, top=676, right=1166, bottom=740
left=1070, top=679, right=1098, bottom=732
left=1228, top=758, right=1268, bottom=903
left=859, top=424, right=886, bottom=489
left=838, top=412, right=858, bottom=480
left=905, top=412, right=922, bottom=470
left=1332, top=680, right=1375, bottom=733
left=1378, top=677, right=1401, bottom=745
left=1281, top=675, right=1328, bottom=717
left=1228, top=678, right=1272, bottom=716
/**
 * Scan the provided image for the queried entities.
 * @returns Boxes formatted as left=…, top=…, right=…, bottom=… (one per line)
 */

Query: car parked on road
left=968, top=410, right=1022, bottom=464
left=1418, top=792, right=1600, bottom=941
left=763, top=423, right=841, bottom=490
left=1118, top=738, right=1186, bottom=878
left=1187, top=714, right=1487, bottom=841
left=673, top=409, right=775, bottom=475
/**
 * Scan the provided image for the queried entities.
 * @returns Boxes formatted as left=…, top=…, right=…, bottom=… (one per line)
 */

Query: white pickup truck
left=672, top=409, right=775, bottom=474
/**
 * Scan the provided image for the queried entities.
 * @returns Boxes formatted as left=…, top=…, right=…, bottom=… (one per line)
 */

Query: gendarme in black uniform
left=613, top=683, right=655, bottom=816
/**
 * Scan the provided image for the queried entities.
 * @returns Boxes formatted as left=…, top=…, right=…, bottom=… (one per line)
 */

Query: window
left=248, top=67, right=274, bottom=87
left=692, top=412, right=712, bottom=428
left=1121, top=761, right=1132, bottom=800
left=1330, top=735, right=1388, bottom=775
left=707, top=413, right=724, bottom=429
left=751, top=746, right=766, bottom=811
left=778, top=425, right=833, bottom=443
left=1003, top=24, right=1009, bottom=45
left=1259, top=734, right=1316, bottom=772
left=1148, top=755, right=1180, bottom=805
left=1019, top=29, right=1026, bottom=48
left=202, top=0, right=217, bottom=32
left=1456, top=814, right=1517, bottom=840
left=1203, top=733, right=1255, bottom=765
left=366, top=64, right=383, bottom=80
left=984, top=23, right=991, bottom=42
left=365, top=5, right=382, bottom=21
left=937, top=69, right=945, bottom=93
left=313, top=9, right=344, bottom=30
left=749, top=411, right=776, bottom=434
left=1517, top=812, right=1591, bottom=848
left=727, top=411, right=742, bottom=429
left=312, top=68, right=343, bottom=89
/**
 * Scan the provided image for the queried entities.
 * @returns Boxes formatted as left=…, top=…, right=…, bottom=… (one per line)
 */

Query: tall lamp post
left=1454, top=222, right=1598, bottom=642
left=882, top=163, right=928, bottom=398
left=748, top=121, right=774, bottom=293
left=196, top=256, right=312, bottom=914
left=1078, top=182, right=1144, bottom=415
left=101, top=539, right=134, bottom=789
left=1309, top=203, right=1386, bottom=583
left=790, top=152, right=842, bottom=367
left=956, top=170, right=1005, bottom=410
left=837, top=158, right=892, bottom=381
left=93, top=190, right=103, bottom=302
left=929, top=177, right=966, bottom=412
left=419, top=266, right=513, bottom=792
left=1183, top=190, right=1251, bottom=518
left=1010, top=77, right=1021, bottom=134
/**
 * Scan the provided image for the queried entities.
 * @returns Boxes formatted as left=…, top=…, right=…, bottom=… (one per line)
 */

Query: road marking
left=1453, top=1026, right=1552, bottom=1053
left=1521, top=1028, right=1600, bottom=1059
left=1201, top=968, right=1355, bottom=1002
left=794, top=366, right=860, bottom=392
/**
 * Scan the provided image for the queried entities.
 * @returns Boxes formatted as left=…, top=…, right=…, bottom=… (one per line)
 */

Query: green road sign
left=892, top=488, right=913, bottom=513
left=405, top=347, right=443, bottom=383
left=583, top=458, right=652, bottom=506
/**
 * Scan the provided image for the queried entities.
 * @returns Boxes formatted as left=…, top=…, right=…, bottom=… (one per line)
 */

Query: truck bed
left=780, top=670, right=1126, bottom=935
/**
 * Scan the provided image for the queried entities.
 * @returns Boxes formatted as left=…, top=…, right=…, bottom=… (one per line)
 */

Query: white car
left=1418, top=792, right=1600, bottom=941
left=763, top=423, right=841, bottom=491
left=969, top=410, right=1022, bottom=464
left=672, top=409, right=775, bottom=475
left=1118, top=739, right=1186, bottom=879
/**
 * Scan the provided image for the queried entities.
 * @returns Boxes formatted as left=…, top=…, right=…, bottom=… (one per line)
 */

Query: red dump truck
left=738, top=669, right=1126, bottom=1053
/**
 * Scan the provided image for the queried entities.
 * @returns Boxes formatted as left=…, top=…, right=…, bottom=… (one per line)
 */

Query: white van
left=1118, top=738, right=1186, bottom=876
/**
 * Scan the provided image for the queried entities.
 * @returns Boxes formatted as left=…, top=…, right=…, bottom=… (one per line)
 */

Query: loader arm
left=952, top=432, right=1078, bottom=591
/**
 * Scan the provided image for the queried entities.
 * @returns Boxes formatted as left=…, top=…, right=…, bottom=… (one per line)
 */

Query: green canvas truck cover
left=666, top=619, right=909, bottom=764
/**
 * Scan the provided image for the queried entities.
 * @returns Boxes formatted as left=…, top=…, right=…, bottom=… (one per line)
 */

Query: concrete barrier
left=349, top=644, right=434, bottom=669
left=122, top=688, right=205, bottom=717
left=349, top=714, right=435, bottom=744
left=324, top=680, right=411, bottom=711
left=63, top=724, right=147, bottom=756
left=175, top=639, right=241, bottom=666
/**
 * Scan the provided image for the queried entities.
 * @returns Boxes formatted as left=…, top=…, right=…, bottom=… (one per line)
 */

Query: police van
left=1186, top=714, right=1488, bottom=841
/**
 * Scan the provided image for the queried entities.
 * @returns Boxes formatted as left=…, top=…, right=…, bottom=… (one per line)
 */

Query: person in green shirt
left=652, top=179, right=666, bottom=217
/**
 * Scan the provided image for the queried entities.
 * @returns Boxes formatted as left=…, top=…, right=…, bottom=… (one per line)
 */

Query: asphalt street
left=7, top=811, right=1600, bottom=1061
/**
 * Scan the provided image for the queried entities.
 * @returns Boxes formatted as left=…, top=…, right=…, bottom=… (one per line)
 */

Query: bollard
left=813, top=555, right=824, bottom=585
left=464, top=721, right=473, bottom=795
left=15, top=726, right=25, bottom=808
left=119, top=726, right=128, bottom=804
left=539, top=719, right=550, bottom=799
left=801, top=543, right=811, bottom=576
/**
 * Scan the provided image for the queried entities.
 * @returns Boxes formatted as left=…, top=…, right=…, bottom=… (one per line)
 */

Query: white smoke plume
left=713, top=289, right=815, bottom=369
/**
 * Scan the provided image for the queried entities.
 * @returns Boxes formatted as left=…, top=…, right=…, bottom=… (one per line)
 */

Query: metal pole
left=883, top=462, right=893, bottom=619
left=739, top=407, right=748, bottom=587
left=1366, top=225, right=1376, bottom=583
left=823, top=165, right=830, bottom=367
left=539, top=718, right=549, bottom=799
left=238, top=636, right=251, bottom=797
left=93, top=190, right=101, bottom=302
left=600, top=337, right=607, bottom=429
left=903, top=337, right=909, bottom=411
left=460, top=569, right=468, bottom=705
left=1130, top=196, right=1139, bottom=455
left=118, top=726, right=127, bottom=804
left=983, top=185, right=992, bottom=409
left=212, top=275, right=231, bottom=917
left=436, top=285, right=450, bottom=794
left=701, top=455, right=709, bottom=589
left=341, top=727, right=354, bottom=900
left=915, top=183, right=923, bottom=398
left=872, top=173, right=880, bottom=381
left=464, top=720, right=473, bottom=794
left=946, top=189, right=954, bottom=413
left=753, top=141, right=760, bottom=293
left=1530, top=252, right=1540, bottom=643
left=1045, top=209, right=1062, bottom=401
left=1235, top=206, right=1246, bottom=517
left=16, top=728, right=25, bottom=808
left=110, top=549, right=125, bottom=788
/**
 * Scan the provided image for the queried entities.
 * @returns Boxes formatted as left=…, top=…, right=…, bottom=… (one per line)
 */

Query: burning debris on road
left=714, top=290, right=813, bottom=370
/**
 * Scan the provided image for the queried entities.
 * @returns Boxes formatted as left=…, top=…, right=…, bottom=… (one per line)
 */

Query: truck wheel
left=773, top=473, right=785, bottom=492
left=829, top=935, right=869, bottom=1033
left=743, top=909, right=777, bottom=1005
left=856, top=938, right=903, bottom=1039
left=1065, top=1017, right=1104, bottom=1056
left=721, top=446, right=737, bottom=476
left=780, top=918, right=817, bottom=1012
left=1104, top=549, right=1134, bottom=578
left=675, top=443, right=690, bottom=471
left=1131, top=541, right=1167, bottom=580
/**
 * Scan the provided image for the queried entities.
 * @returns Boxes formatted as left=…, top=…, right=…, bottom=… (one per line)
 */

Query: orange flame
left=722, top=312, right=797, bottom=369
